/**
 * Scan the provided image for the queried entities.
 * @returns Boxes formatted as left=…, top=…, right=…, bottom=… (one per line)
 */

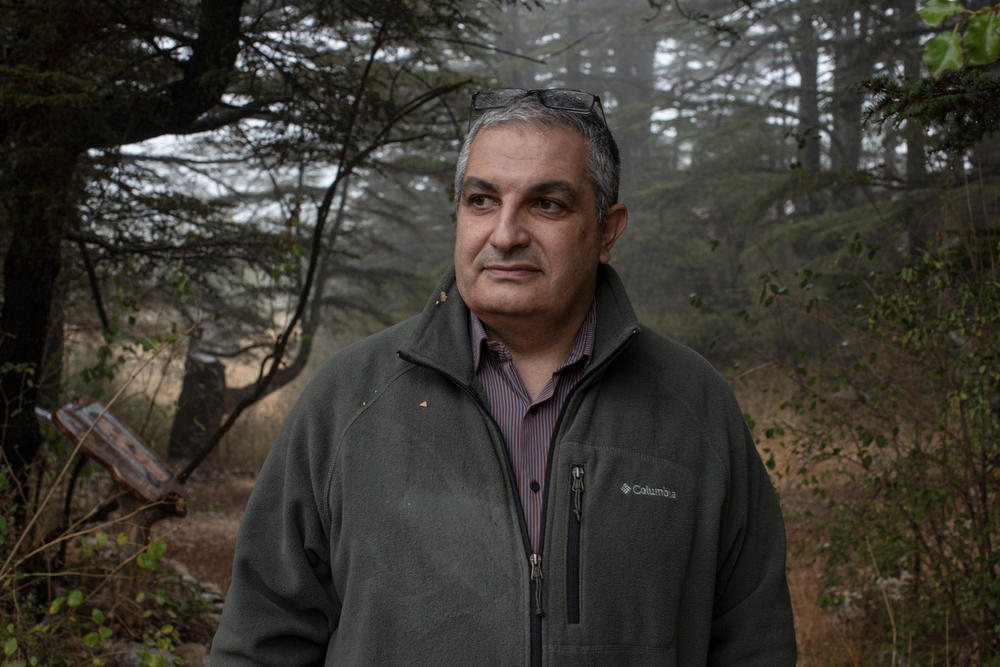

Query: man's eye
left=536, top=198, right=564, bottom=213
left=467, top=194, right=494, bottom=209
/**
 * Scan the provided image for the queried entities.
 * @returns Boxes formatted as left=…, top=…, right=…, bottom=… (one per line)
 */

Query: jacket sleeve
left=708, top=421, right=797, bottom=666
left=210, top=385, right=342, bottom=665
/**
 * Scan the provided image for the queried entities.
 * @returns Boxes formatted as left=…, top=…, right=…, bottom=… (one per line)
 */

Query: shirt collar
left=470, top=303, right=597, bottom=373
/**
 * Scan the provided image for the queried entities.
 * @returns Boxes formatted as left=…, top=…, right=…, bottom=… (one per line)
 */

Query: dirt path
left=152, top=466, right=257, bottom=596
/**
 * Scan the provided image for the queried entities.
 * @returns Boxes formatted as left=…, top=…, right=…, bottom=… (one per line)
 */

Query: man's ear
left=599, top=203, right=628, bottom=264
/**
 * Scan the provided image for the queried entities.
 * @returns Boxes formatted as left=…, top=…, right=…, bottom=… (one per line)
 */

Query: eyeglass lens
left=474, top=88, right=597, bottom=113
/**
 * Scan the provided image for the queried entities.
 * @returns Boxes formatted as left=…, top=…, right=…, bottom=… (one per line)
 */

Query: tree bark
left=830, top=9, right=871, bottom=208
left=896, top=0, right=928, bottom=185
left=611, top=0, right=657, bottom=197
left=168, top=352, right=226, bottom=460
left=0, top=141, right=78, bottom=480
left=791, top=7, right=822, bottom=215
left=830, top=12, right=866, bottom=175
left=794, top=18, right=821, bottom=171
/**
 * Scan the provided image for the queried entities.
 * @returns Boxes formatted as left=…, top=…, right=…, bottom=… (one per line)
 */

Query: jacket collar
left=399, top=264, right=640, bottom=386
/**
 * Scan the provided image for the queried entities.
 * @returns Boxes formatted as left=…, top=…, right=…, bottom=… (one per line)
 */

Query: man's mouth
left=483, top=263, right=540, bottom=278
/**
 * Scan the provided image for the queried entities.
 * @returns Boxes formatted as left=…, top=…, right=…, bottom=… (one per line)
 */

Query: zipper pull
left=529, top=553, right=544, bottom=617
left=571, top=465, right=585, bottom=523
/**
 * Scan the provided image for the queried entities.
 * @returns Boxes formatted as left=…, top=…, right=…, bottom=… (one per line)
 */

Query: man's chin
left=467, top=295, right=539, bottom=322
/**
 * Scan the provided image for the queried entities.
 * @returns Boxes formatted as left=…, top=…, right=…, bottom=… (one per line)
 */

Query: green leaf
left=137, top=540, right=167, bottom=570
left=138, top=336, right=161, bottom=351
left=965, top=10, right=1000, bottom=65
left=48, top=596, right=65, bottom=615
left=147, top=540, right=167, bottom=559
left=4, top=636, right=17, bottom=655
left=919, top=0, right=967, bottom=26
left=923, top=32, right=965, bottom=75
left=67, top=589, right=84, bottom=607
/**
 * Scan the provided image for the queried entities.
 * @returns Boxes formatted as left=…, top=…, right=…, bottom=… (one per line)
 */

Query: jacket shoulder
left=300, top=316, right=421, bottom=402
left=626, top=328, right=738, bottom=407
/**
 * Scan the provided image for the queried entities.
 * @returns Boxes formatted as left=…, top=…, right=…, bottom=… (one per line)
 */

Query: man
left=211, top=88, right=796, bottom=665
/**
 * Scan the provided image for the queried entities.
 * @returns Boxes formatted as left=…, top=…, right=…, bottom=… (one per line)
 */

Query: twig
left=866, top=535, right=897, bottom=666
left=0, top=327, right=191, bottom=579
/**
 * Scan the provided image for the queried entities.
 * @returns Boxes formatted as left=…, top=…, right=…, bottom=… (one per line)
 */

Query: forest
left=1, top=0, right=998, bottom=663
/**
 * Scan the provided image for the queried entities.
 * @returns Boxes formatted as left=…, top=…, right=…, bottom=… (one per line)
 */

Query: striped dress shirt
left=470, top=306, right=596, bottom=553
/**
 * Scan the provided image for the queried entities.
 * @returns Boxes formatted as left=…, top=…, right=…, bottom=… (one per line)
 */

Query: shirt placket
left=474, top=306, right=595, bottom=554
left=486, top=348, right=553, bottom=548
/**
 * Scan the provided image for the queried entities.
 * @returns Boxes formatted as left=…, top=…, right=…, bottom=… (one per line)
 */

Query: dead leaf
left=419, top=401, right=428, bottom=408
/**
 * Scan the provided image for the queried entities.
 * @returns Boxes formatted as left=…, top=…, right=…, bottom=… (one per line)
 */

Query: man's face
left=454, top=124, right=626, bottom=333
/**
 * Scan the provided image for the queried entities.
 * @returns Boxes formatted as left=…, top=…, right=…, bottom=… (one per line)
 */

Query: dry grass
left=782, top=499, right=867, bottom=665
left=210, top=388, right=297, bottom=470
left=58, top=322, right=363, bottom=472
left=730, top=369, right=868, bottom=665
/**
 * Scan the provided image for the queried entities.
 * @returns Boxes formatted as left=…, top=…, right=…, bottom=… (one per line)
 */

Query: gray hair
left=454, top=96, right=621, bottom=225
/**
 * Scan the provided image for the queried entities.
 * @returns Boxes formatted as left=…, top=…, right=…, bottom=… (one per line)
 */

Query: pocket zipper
left=567, top=464, right=584, bottom=624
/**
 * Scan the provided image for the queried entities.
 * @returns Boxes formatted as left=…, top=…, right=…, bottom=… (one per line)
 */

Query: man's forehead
left=469, top=121, right=585, bottom=151
left=463, top=124, right=588, bottom=183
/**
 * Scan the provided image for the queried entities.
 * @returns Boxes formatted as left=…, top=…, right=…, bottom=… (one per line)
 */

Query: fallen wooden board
left=51, top=397, right=185, bottom=515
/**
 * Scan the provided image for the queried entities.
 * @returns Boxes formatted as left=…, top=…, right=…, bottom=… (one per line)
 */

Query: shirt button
left=530, top=481, right=540, bottom=493
left=529, top=405, right=539, bottom=416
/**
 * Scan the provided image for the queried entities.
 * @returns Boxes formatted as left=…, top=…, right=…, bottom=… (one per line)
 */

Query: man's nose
left=489, top=204, right=530, bottom=251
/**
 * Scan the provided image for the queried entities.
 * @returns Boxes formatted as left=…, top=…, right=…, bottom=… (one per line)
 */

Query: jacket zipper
left=530, top=552, right=544, bottom=664
left=530, top=553, right=544, bottom=615
left=567, top=464, right=584, bottom=624
left=399, top=325, right=637, bottom=667
left=523, top=327, right=638, bottom=666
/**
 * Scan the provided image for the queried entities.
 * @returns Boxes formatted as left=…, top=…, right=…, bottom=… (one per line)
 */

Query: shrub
left=752, top=185, right=999, bottom=662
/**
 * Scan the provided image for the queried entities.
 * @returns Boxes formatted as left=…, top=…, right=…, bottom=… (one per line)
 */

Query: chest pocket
left=545, top=442, right=699, bottom=658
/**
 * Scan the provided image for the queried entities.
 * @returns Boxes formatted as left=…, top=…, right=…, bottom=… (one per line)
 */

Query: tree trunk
left=830, top=10, right=870, bottom=208
left=565, top=9, right=583, bottom=89
left=0, top=142, right=78, bottom=482
left=899, top=0, right=928, bottom=185
left=496, top=3, right=532, bottom=85
left=168, top=352, right=226, bottom=460
left=39, top=295, right=66, bottom=409
left=792, top=8, right=822, bottom=215
left=611, top=0, right=657, bottom=197
left=831, top=14, right=864, bottom=174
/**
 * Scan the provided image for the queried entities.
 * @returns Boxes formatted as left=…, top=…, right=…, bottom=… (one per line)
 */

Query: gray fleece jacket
left=211, top=266, right=796, bottom=666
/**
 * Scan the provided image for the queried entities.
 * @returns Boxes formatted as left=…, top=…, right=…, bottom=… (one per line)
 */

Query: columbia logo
left=620, top=481, right=678, bottom=500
